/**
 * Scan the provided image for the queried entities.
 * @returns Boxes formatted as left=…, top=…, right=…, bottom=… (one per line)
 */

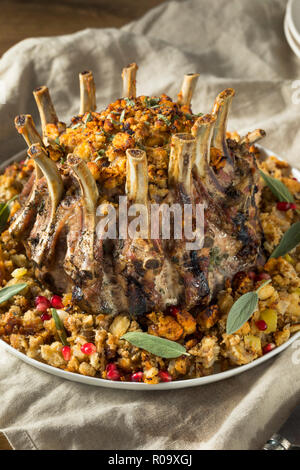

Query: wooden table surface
left=0, top=0, right=166, bottom=450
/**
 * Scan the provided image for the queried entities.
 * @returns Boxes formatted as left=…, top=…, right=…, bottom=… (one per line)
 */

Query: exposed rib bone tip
left=211, top=88, right=235, bottom=158
left=14, top=114, right=43, bottom=147
left=177, top=73, right=200, bottom=107
left=169, top=133, right=195, bottom=194
left=126, top=147, right=148, bottom=205
left=79, top=70, right=96, bottom=114
left=122, top=63, right=138, bottom=99
left=240, top=128, right=266, bottom=145
left=33, top=86, right=59, bottom=139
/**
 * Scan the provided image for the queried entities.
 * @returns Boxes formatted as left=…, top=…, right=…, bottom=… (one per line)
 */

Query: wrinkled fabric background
left=0, top=0, right=300, bottom=450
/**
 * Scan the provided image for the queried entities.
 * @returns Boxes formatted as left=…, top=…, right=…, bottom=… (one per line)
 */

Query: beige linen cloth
left=0, top=0, right=300, bottom=450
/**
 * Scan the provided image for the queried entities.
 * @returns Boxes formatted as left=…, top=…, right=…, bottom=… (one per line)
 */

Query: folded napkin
left=0, top=0, right=299, bottom=450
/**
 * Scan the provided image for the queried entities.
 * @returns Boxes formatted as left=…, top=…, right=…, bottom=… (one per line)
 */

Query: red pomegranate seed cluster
left=248, top=271, right=271, bottom=282
left=276, top=202, right=297, bottom=211
left=35, top=294, right=64, bottom=318
left=35, top=295, right=51, bottom=312
left=256, top=320, right=268, bottom=331
left=263, top=343, right=276, bottom=354
left=106, top=363, right=120, bottom=381
left=50, top=295, right=64, bottom=309
left=62, top=346, right=71, bottom=361
left=80, top=343, right=96, bottom=355
left=131, top=371, right=143, bottom=382
left=159, top=371, right=172, bottom=382
left=168, top=306, right=180, bottom=317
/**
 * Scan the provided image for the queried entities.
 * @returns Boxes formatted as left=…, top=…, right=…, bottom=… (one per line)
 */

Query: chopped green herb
left=51, top=308, right=69, bottom=346
left=157, top=114, right=171, bottom=126
left=125, top=97, right=135, bottom=107
left=71, top=123, right=82, bottom=130
left=120, top=109, right=126, bottom=123
left=0, top=195, right=18, bottom=234
left=145, top=97, right=160, bottom=108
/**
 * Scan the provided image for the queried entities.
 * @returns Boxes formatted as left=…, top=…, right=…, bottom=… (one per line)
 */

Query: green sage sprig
left=121, top=332, right=189, bottom=359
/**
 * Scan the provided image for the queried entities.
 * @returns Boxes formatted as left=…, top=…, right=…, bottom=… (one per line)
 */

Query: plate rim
left=284, top=12, right=300, bottom=60
left=0, top=146, right=299, bottom=390
left=286, top=0, right=300, bottom=50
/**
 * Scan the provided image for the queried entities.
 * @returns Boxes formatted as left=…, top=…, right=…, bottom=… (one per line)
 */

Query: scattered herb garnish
left=0, top=195, right=18, bottom=234
left=145, top=97, right=160, bottom=108
left=226, top=279, right=271, bottom=335
left=0, top=283, right=27, bottom=304
left=125, top=97, right=135, bottom=107
left=157, top=114, right=171, bottom=126
left=71, top=123, right=82, bottom=130
left=85, top=112, right=92, bottom=123
left=51, top=308, right=68, bottom=346
left=120, top=109, right=126, bottom=123
left=60, top=157, right=65, bottom=165
left=55, top=137, right=60, bottom=145
left=94, top=149, right=106, bottom=162
left=270, top=221, right=300, bottom=258
left=259, top=170, right=294, bottom=203
left=108, top=114, right=120, bottom=126
left=136, top=143, right=147, bottom=151
left=121, top=332, right=189, bottom=359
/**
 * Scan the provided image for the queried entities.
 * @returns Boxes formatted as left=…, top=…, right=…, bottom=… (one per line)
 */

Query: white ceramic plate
left=286, top=0, right=300, bottom=48
left=0, top=146, right=299, bottom=390
left=284, top=11, right=300, bottom=59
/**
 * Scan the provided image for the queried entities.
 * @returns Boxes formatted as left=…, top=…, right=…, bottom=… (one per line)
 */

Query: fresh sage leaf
left=0, top=195, right=18, bottom=234
left=226, top=279, right=272, bottom=334
left=226, top=292, right=258, bottom=335
left=51, top=308, right=68, bottom=346
left=270, top=221, right=300, bottom=258
left=259, top=170, right=294, bottom=203
left=0, top=283, right=27, bottom=304
left=121, top=332, right=189, bottom=359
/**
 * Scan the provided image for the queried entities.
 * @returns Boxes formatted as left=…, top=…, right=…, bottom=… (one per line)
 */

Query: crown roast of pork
left=11, top=64, right=266, bottom=316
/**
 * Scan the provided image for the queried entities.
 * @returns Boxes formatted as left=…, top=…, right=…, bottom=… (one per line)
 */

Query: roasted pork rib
left=10, top=65, right=265, bottom=315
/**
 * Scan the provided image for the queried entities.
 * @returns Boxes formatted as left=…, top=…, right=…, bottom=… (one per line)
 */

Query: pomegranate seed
left=62, top=345, right=71, bottom=361
left=256, top=320, right=268, bottom=331
left=131, top=371, right=143, bottom=382
left=80, top=343, right=96, bottom=355
left=51, top=295, right=64, bottom=309
left=276, top=202, right=291, bottom=211
left=41, top=312, right=51, bottom=321
left=255, top=272, right=271, bottom=281
left=168, top=306, right=180, bottom=317
left=263, top=343, right=276, bottom=354
left=248, top=271, right=256, bottom=280
left=292, top=177, right=298, bottom=181
left=35, top=295, right=50, bottom=307
left=106, top=362, right=116, bottom=372
left=289, top=203, right=297, bottom=210
left=106, top=363, right=120, bottom=381
left=159, top=371, right=172, bottom=382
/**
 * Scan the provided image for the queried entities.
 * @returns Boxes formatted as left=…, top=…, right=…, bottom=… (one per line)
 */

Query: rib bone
left=192, top=114, right=216, bottom=179
left=63, top=155, right=99, bottom=282
left=212, top=88, right=235, bottom=158
left=177, top=73, right=200, bottom=107
left=240, top=129, right=266, bottom=146
left=25, top=144, right=63, bottom=265
left=122, top=63, right=138, bottom=99
left=126, top=149, right=148, bottom=206
left=79, top=70, right=96, bottom=114
left=14, top=114, right=43, bottom=148
left=33, top=86, right=65, bottom=144
left=168, top=133, right=195, bottom=198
